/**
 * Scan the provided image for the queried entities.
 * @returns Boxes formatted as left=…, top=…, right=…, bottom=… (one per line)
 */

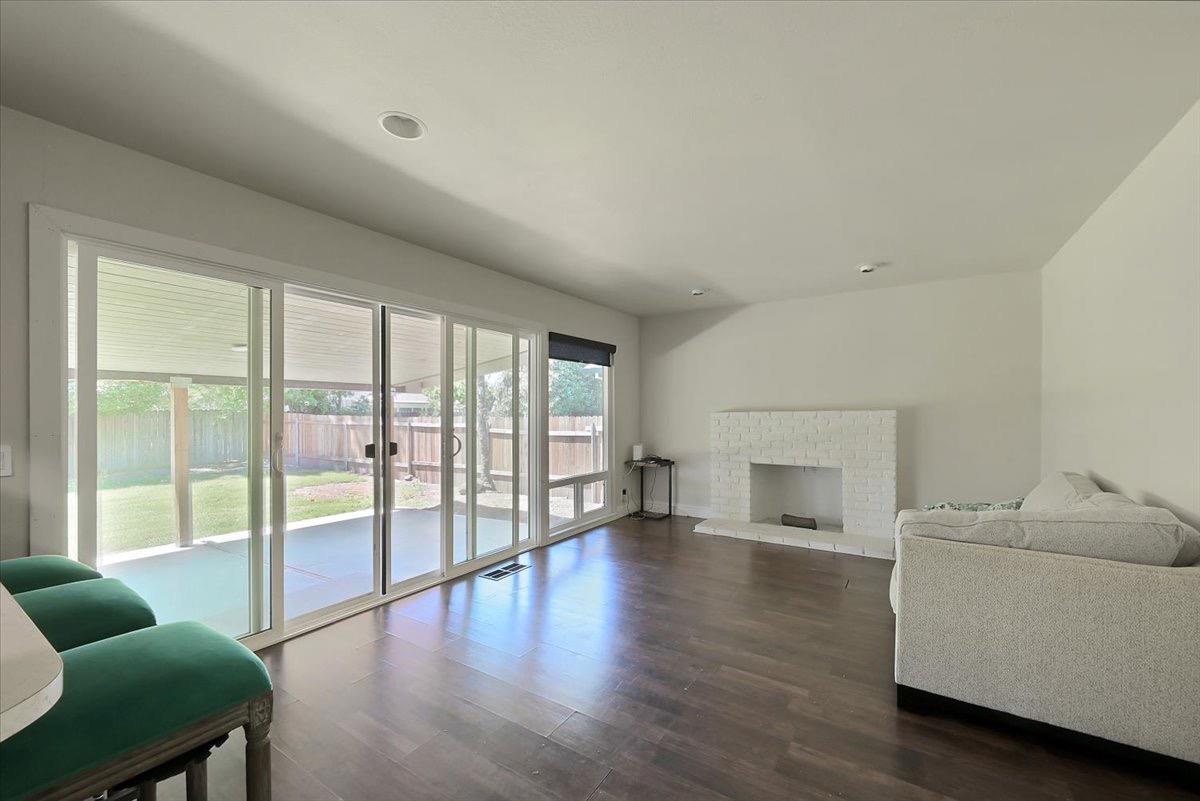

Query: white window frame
left=546, top=356, right=616, bottom=539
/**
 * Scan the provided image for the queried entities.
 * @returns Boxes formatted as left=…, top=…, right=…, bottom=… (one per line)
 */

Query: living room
left=0, top=2, right=1197, bottom=800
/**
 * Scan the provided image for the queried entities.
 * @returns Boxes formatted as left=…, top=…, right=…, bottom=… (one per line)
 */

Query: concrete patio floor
left=102, top=508, right=516, bottom=637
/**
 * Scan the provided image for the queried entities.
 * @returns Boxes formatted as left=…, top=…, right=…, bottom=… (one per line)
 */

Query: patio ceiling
left=70, top=256, right=517, bottom=390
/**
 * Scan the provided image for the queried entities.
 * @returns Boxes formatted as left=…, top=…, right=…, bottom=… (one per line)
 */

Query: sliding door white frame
left=279, top=286, right=384, bottom=632
left=382, top=304, right=446, bottom=595
left=65, top=236, right=285, bottom=642
left=26, top=205, right=580, bottom=651
left=441, top=314, right=543, bottom=578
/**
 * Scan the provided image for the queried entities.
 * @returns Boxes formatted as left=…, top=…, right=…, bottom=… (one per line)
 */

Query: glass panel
left=283, top=292, right=376, bottom=622
left=517, top=337, right=531, bottom=542
left=549, top=484, right=576, bottom=531
left=388, top=311, right=442, bottom=586
left=548, top=359, right=605, bottom=481
left=474, top=328, right=515, bottom=557
left=92, top=256, right=268, bottom=638
left=582, top=479, right=606, bottom=517
left=452, top=324, right=468, bottom=564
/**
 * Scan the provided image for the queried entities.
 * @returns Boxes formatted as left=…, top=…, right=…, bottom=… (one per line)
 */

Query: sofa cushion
left=14, top=578, right=156, bottom=652
left=0, top=621, right=271, bottom=801
left=895, top=505, right=1200, bottom=567
left=0, top=556, right=101, bottom=595
left=1019, top=471, right=1101, bottom=512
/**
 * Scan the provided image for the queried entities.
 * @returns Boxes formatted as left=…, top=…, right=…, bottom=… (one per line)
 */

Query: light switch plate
left=0, top=445, right=11, bottom=477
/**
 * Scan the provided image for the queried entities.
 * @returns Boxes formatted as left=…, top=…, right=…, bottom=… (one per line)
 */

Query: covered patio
left=101, top=508, right=515, bottom=636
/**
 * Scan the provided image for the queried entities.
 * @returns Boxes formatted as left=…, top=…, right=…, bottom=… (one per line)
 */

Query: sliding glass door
left=282, top=291, right=380, bottom=625
left=449, top=320, right=533, bottom=568
left=63, top=229, right=542, bottom=643
left=71, top=242, right=277, bottom=638
left=385, top=309, right=444, bottom=591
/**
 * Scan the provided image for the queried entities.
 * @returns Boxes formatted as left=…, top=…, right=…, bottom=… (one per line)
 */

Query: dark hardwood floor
left=160, top=516, right=1195, bottom=800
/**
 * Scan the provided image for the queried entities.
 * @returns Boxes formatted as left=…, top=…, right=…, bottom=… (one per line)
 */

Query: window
left=546, top=332, right=614, bottom=532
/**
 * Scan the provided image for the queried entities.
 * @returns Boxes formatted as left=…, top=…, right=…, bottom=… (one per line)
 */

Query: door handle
left=271, top=432, right=284, bottom=475
left=365, top=442, right=399, bottom=458
left=451, top=434, right=463, bottom=457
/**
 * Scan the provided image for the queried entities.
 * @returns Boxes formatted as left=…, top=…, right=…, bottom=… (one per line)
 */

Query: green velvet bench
left=0, top=556, right=101, bottom=595
left=0, top=621, right=272, bottom=801
left=13, top=579, right=157, bottom=653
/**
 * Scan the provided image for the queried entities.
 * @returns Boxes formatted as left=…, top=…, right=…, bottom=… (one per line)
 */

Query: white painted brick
left=705, top=410, right=896, bottom=539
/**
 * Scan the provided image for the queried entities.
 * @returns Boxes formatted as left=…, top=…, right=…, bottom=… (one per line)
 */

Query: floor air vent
left=481, top=562, right=531, bottom=581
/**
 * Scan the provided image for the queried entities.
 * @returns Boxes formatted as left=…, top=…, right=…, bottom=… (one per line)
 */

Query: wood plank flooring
left=158, top=516, right=1195, bottom=800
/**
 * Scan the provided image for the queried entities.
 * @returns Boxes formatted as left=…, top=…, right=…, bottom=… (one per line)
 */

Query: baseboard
left=643, top=501, right=710, bottom=518
left=895, top=684, right=1199, bottom=791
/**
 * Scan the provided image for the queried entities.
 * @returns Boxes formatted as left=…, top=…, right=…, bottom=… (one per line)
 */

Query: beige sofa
left=891, top=473, right=1200, bottom=765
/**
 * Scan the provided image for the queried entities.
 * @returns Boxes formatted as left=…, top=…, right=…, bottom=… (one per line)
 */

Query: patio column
left=170, top=376, right=193, bottom=547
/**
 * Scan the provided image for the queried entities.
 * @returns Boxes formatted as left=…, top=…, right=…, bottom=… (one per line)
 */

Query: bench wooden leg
left=185, top=758, right=208, bottom=801
left=244, top=694, right=273, bottom=801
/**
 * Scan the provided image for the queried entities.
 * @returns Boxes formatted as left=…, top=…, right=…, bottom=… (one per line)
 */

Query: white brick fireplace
left=695, top=410, right=897, bottom=559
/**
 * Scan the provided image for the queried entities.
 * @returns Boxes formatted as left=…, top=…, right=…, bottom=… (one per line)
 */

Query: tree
left=548, top=360, right=603, bottom=416
left=96, top=380, right=169, bottom=416
left=284, top=388, right=372, bottom=415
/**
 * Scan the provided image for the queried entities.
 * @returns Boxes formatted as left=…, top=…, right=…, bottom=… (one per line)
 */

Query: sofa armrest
left=894, top=534, right=1200, bottom=763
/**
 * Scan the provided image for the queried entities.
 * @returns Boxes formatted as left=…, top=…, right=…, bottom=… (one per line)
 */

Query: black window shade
left=548, top=332, right=616, bottom=367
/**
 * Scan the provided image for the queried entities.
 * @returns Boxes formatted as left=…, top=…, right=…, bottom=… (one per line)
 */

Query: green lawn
left=94, top=468, right=375, bottom=554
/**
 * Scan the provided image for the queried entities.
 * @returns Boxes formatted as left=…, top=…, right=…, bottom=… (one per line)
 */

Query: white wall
left=639, top=272, right=1043, bottom=516
left=1041, top=101, right=1200, bottom=529
left=0, top=107, right=640, bottom=558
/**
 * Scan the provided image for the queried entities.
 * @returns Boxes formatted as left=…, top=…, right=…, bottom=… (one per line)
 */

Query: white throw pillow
left=1019, top=471, right=1102, bottom=512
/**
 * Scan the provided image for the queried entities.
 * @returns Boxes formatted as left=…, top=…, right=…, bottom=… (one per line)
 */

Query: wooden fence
left=85, top=412, right=604, bottom=488
left=85, top=411, right=249, bottom=474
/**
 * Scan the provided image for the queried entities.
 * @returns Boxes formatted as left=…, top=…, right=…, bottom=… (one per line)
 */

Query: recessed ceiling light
left=378, top=111, right=426, bottom=140
left=689, top=288, right=708, bottom=296
left=858, top=263, right=877, bottom=274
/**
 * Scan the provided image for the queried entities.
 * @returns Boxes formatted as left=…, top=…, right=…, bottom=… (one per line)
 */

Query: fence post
left=406, top=420, right=416, bottom=478
left=590, top=422, right=599, bottom=473
left=170, top=376, right=193, bottom=547
left=590, top=422, right=600, bottom=503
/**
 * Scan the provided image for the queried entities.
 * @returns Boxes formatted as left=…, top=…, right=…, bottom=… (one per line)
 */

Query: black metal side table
left=625, top=458, right=674, bottom=520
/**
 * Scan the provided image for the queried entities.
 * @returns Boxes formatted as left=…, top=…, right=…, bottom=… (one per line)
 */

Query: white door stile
left=268, top=287, right=286, bottom=640
left=247, top=287, right=265, bottom=634
left=75, top=242, right=99, bottom=569
left=371, top=303, right=384, bottom=600
left=511, top=334, right=520, bottom=550
left=380, top=308, right=393, bottom=592
left=465, top=326, right=478, bottom=561
left=439, top=316, right=455, bottom=581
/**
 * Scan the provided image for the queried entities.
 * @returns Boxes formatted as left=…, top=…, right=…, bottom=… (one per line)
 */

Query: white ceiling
left=3, top=1, right=1199, bottom=315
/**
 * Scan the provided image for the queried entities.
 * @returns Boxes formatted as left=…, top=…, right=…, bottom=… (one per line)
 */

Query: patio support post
left=170, top=376, right=194, bottom=547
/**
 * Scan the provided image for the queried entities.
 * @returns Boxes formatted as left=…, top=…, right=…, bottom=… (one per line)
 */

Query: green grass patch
left=94, top=467, right=374, bottom=554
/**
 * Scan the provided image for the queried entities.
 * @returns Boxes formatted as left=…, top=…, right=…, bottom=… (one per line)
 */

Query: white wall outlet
left=0, top=445, right=12, bottom=477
